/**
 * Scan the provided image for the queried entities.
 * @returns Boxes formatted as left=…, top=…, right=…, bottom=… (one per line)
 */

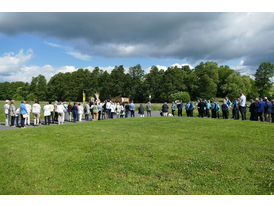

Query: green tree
left=169, top=91, right=190, bottom=102
left=255, top=62, right=274, bottom=97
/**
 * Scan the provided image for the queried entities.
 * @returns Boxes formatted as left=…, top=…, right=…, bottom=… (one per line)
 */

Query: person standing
left=239, top=91, right=247, bottom=120
left=68, top=102, right=73, bottom=122
left=162, top=102, right=169, bottom=117
left=25, top=101, right=32, bottom=126
left=43, top=102, right=51, bottom=125
left=171, top=102, right=176, bottom=116
left=216, top=102, right=220, bottom=119
left=72, top=102, right=78, bottom=122
left=225, top=97, right=232, bottom=117
left=138, top=104, right=145, bottom=117
left=222, top=100, right=229, bottom=119
left=54, top=101, right=58, bottom=123
left=271, top=99, right=274, bottom=123
left=49, top=101, right=55, bottom=123
left=265, top=98, right=272, bottom=122
left=63, top=102, right=68, bottom=121
left=116, top=102, right=121, bottom=118
left=205, top=100, right=211, bottom=118
left=98, top=101, right=103, bottom=120
left=19, top=101, right=28, bottom=128
left=78, top=103, right=84, bottom=122
left=211, top=99, right=217, bottom=118
left=176, top=100, right=183, bottom=117
left=15, top=107, right=20, bottom=127
left=257, top=98, right=265, bottom=122
left=57, top=102, right=65, bottom=124
left=84, top=102, right=90, bottom=120
left=106, top=100, right=111, bottom=119
left=9, top=100, right=16, bottom=127
left=4, top=100, right=10, bottom=126
left=249, top=99, right=257, bottom=121
left=129, top=101, right=135, bottom=117
left=146, top=102, right=152, bottom=117
left=125, top=103, right=130, bottom=118
left=93, top=102, right=99, bottom=121
left=110, top=102, right=116, bottom=119
left=32, top=99, right=41, bottom=126
left=197, top=99, right=205, bottom=118
left=120, top=103, right=125, bottom=118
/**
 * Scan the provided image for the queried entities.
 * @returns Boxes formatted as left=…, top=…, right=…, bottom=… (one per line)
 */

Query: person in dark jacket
left=138, top=104, right=145, bottom=117
left=265, top=98, right=272, bottom=122
left=125, top=103, right=130, bottom=118
left=211, top=99, right=217, bottom=118
left=257, top=98, right=265, bottom=122
left=72, top=102, right=78, bottom=122
left=271, top=99, right=274, bottom=123
left=197, top=99, right=205, bottom=117
left=249, top=99, right=257, bottom=121
left=222, top=100, right=229, bottom=119
left=176, top=100, right=183, bottom=116
left=162, top=102, right=169, bottom=117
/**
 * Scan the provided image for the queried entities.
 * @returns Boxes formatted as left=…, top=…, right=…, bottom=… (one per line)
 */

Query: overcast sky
left=0, top=12, right=274, bottom=82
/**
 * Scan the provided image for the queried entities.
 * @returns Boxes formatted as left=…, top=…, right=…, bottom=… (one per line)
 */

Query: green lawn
left=0, top=117, right=273, bottom=195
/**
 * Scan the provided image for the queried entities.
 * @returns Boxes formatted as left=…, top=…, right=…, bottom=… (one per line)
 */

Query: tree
left=169, top=91, right=190, bottom=102
left=255, top=62, right=274, bottom=97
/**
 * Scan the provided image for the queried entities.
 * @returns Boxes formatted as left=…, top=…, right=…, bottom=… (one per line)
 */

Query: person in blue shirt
left=265, top=98, right=272, bottom=122
left=171, top=102, right=176, bottom=116
left=19, top=100, right=28, bottom=128
left=225, top=97, right=232, bottom=117
left=72, top=102, right=78, bottom=122
left=256, top=98, right=265, bottom=122
left=176, top=100, right=183, bottom=117
left=216, top=102, right=220, bottom=119
left=205, top=100, right=211, bottom=118
left=185, top=100, right=193, bottom=117
left=129, top=101, right=135, bottom=117
left=232, top=98, right=239, bottom=120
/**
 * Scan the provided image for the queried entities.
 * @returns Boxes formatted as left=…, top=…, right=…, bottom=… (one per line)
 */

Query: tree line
left=0, top=61, right=273, bottom=102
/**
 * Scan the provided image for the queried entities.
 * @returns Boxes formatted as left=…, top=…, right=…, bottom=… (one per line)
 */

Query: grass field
left=0, top=117, right=273, bottom=195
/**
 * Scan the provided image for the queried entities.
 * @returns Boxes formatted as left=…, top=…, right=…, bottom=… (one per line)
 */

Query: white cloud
left=45, top=41, right=91, bottom=61
left=0, top=49, right=33, bottom=74
left=231, top=60, right=255, bottom=79
left=66, top=51, right=91, bottom=61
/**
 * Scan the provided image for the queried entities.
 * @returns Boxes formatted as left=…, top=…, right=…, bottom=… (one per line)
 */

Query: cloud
left=231, top=60, right=255, bottom=79
left=65, top=51, right=91, bottom=61
left=45, top=41, right=91, bottom=61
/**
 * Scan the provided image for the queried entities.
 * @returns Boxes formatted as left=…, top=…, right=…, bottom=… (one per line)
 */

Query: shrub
left=169, top=91, right=190, bottom=102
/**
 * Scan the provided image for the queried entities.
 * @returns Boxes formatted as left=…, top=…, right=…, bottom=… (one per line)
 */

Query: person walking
left=221, top=100, right=229, bottom=119
left=146, top=102, right=152, bottom=117
left=4, top=100, right=10, bottom=126
left=9, top=100, right=16, bottom=127
left=162, top=102, right=169, bottom=117
left=43, top=102, right=51, bottom=125
left=25, top=101, right=32, bottom=126
left=19, top=101, right=28, bottom=128
left=32, top=99, right=41, bottom=126
left=138, top=104, right=145, bottom=117
left=129, top=101, right=135, bottom=117
left=239, top=91, right=247, bottom=120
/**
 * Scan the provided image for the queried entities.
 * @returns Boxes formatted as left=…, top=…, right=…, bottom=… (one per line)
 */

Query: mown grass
left=0, top=117, right=273, bottom=195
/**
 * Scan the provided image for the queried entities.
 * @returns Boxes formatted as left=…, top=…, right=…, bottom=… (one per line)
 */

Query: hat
left=5, top=100, right=9, bottom=103
left=264, top=97, right=268, bottom=100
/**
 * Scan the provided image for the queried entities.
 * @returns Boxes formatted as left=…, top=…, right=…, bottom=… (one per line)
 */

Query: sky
left=0, top=12, right=274, bottom=82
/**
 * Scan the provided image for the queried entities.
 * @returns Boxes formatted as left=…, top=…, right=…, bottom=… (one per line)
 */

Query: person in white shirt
left=4, top=100, right=10, bottom=126
left=78, top=103, right=84, bottom=122
left=116, top=102, right=121, bottom=118
left=43, top=102, right=51, bottom=125
left=25, top=101, right=32, bottom=125
left=57, top=102, right=65, bottom=124
left=239, top=91, right=247, bottom=120
left=106, top=100, right=111, bottom=119
left=110, top=102, right=115, bottom=119
left=63, top=102, right=68, bottom=121
left=32, top=99, right=41, bottom=126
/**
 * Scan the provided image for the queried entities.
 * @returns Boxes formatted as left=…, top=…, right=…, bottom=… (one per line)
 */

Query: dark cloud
left=0, top=12, right=274, bottom=69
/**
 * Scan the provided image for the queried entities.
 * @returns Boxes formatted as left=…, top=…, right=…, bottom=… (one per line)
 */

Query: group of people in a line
left=164, top=91, right=274, bottom=122
left=3, top=91, right=274, bottom=129
left=3, top=98, right=153, bottom=128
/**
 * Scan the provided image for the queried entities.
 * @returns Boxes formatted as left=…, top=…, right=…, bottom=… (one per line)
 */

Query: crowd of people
left=3, top=91, right=274, bottom=128
left=3, top=98, right=153, bottom=128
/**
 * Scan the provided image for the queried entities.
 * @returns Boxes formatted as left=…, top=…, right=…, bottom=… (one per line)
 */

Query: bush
left=169, top=91, right=190, bottom=102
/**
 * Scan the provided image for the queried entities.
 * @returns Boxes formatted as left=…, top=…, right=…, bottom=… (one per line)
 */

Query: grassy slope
left=0, top=117, right=273, bottom=195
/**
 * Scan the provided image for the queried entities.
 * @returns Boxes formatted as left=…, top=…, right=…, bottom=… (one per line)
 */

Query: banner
left=83, top=91, right=86, bottom=102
